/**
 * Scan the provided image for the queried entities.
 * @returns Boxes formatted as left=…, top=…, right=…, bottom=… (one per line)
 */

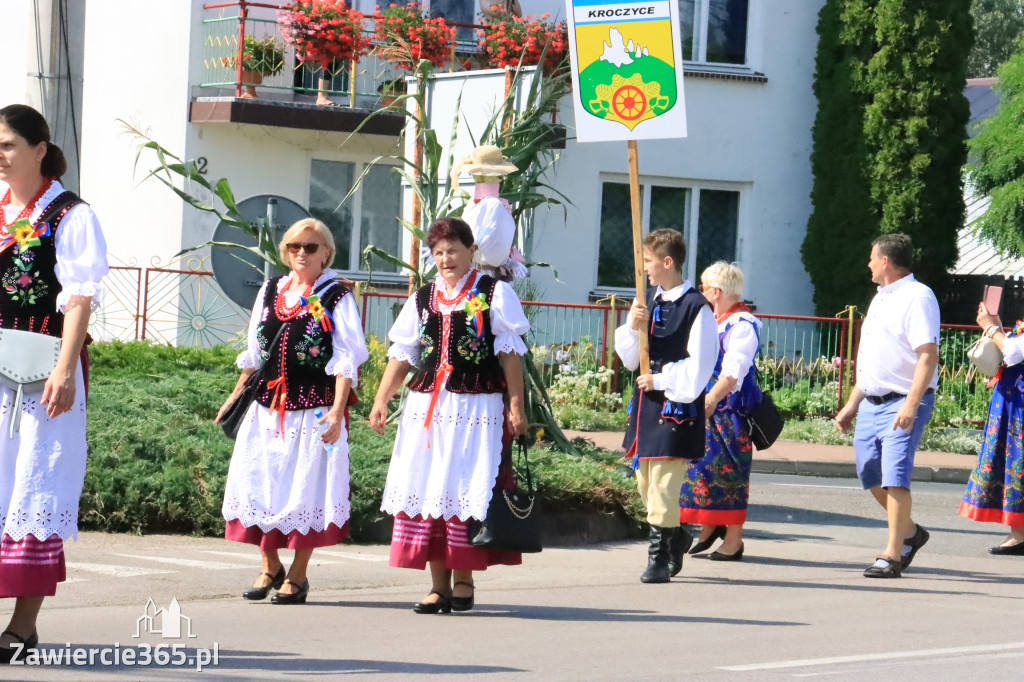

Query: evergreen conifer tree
left=803, top=0, right=973, bottom=314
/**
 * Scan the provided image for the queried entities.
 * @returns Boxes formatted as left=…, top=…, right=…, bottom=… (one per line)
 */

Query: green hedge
left=81, top=341, right=642, bottom=539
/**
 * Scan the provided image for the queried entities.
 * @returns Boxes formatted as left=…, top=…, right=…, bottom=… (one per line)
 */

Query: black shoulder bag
left=747, top=390, right=784, bottom=450
left=469, top=437, right=543, bottom=553
left=219, top=323, right=287, bottom=439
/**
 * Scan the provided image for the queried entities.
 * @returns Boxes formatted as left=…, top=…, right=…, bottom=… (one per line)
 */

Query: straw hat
left=451, top=146, right=518, bottom=187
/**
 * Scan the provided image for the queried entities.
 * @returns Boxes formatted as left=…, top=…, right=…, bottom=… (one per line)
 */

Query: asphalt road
left=4, top=474, right=1022, bottom=681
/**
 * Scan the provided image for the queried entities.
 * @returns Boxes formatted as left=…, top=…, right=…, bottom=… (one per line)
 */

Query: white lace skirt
left=222, top=403, right=350, bottom=535
left=0, top=366, right=87, bottom=542
left=381, top=388, right=505, bottom=522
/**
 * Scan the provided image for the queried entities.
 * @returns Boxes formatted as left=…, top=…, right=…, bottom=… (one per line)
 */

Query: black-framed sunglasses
left=285, top=242, right=320, bottom=255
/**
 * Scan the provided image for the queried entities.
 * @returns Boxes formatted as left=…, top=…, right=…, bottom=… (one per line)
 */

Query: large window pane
left=695, top=189, right=739, bottom=277
left=649, top=185, right=691, bottom=255
left=429, top=0, right=475, bottom=41
left=706, top=0, right=748, bottom=64
left=359, top=164, right=402, bottom=273
left=678, top=0, right=698, bottom=61
left=598, top=182, right=636, bottom=288
left=309, top=160, right=355, bottom=269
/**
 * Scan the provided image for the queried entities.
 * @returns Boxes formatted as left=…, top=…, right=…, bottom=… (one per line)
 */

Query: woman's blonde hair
left=278, top=218, right=336, bottom=269
left=701, top=261, right=744, bottom=297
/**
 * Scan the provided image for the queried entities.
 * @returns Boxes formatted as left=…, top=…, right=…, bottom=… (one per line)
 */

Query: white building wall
left=523, top=0, right=822, bottom=315
left=79, top=0, right=197, bottom=268
left=2, top=1, right=36, bottom=110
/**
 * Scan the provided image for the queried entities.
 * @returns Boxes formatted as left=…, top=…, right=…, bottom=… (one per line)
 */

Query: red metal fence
left=94, top=268, right=992, bottom=422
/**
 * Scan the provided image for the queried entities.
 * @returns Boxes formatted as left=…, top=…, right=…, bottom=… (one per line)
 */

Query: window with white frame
left=679, top=0, right=749, bottom=65
left=309, top=160, right=402, bottom=274
left=596, top=180, right=740, bottom=289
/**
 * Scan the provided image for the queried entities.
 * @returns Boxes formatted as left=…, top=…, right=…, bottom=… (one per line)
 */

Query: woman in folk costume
left=0, top=105, right=109, bottom=662
left=680, top=262, right=762, bottom=561
left=370, top=217, right=529, bottom=614
left=960, top=304, right=1024, bottom=555
left=427, top=145, right=526, bottom=283
left=217, top=218, right=368, bottom=605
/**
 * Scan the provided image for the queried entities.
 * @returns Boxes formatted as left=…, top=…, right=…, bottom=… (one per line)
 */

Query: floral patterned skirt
left=959, top=372, right=1024, bottom=526
left=679, top=408, right=753, bottom=525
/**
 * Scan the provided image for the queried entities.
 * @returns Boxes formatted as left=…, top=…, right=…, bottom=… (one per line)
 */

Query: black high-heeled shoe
left=270, top=579, right=309, bottom=604
left=0, top=630, right=38, bottom=664
left=242, top=565, right=285, bottom=600
left=709, top=543, right=744, bottom=562
left=451, top=581, right=475, bottom=612
left=413, top=590, right=452, bottom=614
left=689, top=525, right=726, bottom=555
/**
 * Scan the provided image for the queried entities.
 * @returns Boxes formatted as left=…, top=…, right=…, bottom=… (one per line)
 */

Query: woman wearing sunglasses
left=216, top=218, right=368, bottom=604
left=369, top=217, right=529, bottom=614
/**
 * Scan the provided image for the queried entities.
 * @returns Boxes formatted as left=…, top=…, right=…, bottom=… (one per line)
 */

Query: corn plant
left=121, top=120, right=286, bottom=274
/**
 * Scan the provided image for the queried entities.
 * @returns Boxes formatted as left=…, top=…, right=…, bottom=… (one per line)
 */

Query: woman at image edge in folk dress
left=0, top=104, right=109, bottom=662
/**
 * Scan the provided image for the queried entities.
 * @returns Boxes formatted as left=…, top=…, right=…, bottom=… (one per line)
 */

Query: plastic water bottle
left=313, top=409, right=336, bottom=454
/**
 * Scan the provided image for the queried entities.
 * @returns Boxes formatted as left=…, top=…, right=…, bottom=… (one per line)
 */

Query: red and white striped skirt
left=0, top=534, right=66, bottom=598
left=389, top=513, right=521, bottom=571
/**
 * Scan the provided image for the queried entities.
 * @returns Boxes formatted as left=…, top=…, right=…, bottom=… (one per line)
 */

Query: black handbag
left=469, top=437, right=543, bottom=553
left=219, top=324, right=286, bottom=439
left=747, top=391, right=784, bottom=450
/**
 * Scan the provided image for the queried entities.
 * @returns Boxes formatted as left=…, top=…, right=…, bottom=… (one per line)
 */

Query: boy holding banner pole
left=565, top=0, right=701, bottom=581
left=615, top=229, right=717, bottom=582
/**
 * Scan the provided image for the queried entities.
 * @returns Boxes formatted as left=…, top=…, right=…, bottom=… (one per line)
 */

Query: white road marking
left=719, top=642, right=1024, bottom=672
left=199, top=550, right=347, bottom=565
left=67, top=562, right=176, bottom=578
left=768, top=483, right=862, bottom=490
left=314, top=549, right=388, bottom=562
left=112, top=554, right=252, bottom=570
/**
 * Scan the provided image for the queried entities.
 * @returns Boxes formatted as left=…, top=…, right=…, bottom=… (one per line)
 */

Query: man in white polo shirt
left=836, top=234, right=939, bottom=579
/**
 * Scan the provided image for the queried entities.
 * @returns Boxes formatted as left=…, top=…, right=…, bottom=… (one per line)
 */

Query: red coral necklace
left=275, top=280, right=314, bottom=321
left=0, top=179, right=53, bottom=231
left=435, top=270, right=478, bottom=308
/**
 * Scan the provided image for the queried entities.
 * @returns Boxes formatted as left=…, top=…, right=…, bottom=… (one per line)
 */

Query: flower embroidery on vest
left=295, top=317, right=329, bottom=369
left=0, top=218, right=52, bottom=307
left=456, top=327, right=490, bottom=364
left=418, top=324, right=436, bottom=363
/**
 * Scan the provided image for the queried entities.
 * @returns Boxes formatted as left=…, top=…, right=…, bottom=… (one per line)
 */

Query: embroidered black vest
left=253, top=275, right=350, bottom=411
left=622, top=286, right=711, bottom=460
left=406, top=274, right=506, bottom=394
left=0, top=191, right=84, bottom=337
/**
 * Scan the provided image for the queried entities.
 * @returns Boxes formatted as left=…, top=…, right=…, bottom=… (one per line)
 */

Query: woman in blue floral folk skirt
left=959, top=305, right=1024, bottom=555
left=679, top=262, right=761, bottom=561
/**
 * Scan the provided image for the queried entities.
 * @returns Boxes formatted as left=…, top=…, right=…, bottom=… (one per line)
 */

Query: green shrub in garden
left=80, top=340, right=645, bottom=537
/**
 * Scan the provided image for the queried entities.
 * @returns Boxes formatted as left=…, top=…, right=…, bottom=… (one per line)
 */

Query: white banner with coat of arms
left=565, top=0, right=687, bottom=142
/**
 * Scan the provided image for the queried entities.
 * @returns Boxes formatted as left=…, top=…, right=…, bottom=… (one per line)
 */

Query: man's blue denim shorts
left=854, top=390, right=935, bottom=489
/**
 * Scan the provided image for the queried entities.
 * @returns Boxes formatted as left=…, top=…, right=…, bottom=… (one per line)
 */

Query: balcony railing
left=198, top=1, right=486, bottom=109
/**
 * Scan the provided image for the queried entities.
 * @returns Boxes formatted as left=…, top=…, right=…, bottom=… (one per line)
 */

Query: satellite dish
left=211, top=194, right=311, bottom=309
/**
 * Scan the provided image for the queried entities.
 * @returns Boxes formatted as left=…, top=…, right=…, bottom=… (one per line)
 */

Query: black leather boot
left=640, top=527, right=671, bottom=583
left=667, top=526, right=693, bottom=577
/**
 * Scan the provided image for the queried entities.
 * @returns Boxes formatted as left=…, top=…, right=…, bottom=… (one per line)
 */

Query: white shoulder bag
left=967, top=335, right=1003, bottom=378
left=0, top=328, right=62, bottom=437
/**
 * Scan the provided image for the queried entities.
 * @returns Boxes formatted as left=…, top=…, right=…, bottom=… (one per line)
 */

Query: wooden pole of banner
left=627, top=140, right=650, bottom=375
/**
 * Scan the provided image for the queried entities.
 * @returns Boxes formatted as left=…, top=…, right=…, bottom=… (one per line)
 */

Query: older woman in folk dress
left=0, top=105, right=108, bottom=662
left=370, top=217, right=529, bottom=614
left=217, top=218, right=368, bottom=604
left=680, top=262, right=761, bottom=561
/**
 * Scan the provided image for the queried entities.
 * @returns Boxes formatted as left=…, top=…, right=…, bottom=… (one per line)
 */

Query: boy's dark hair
left=871, top=233, right=913, bottom=270
left=643, top=229, right=686, bottom=273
